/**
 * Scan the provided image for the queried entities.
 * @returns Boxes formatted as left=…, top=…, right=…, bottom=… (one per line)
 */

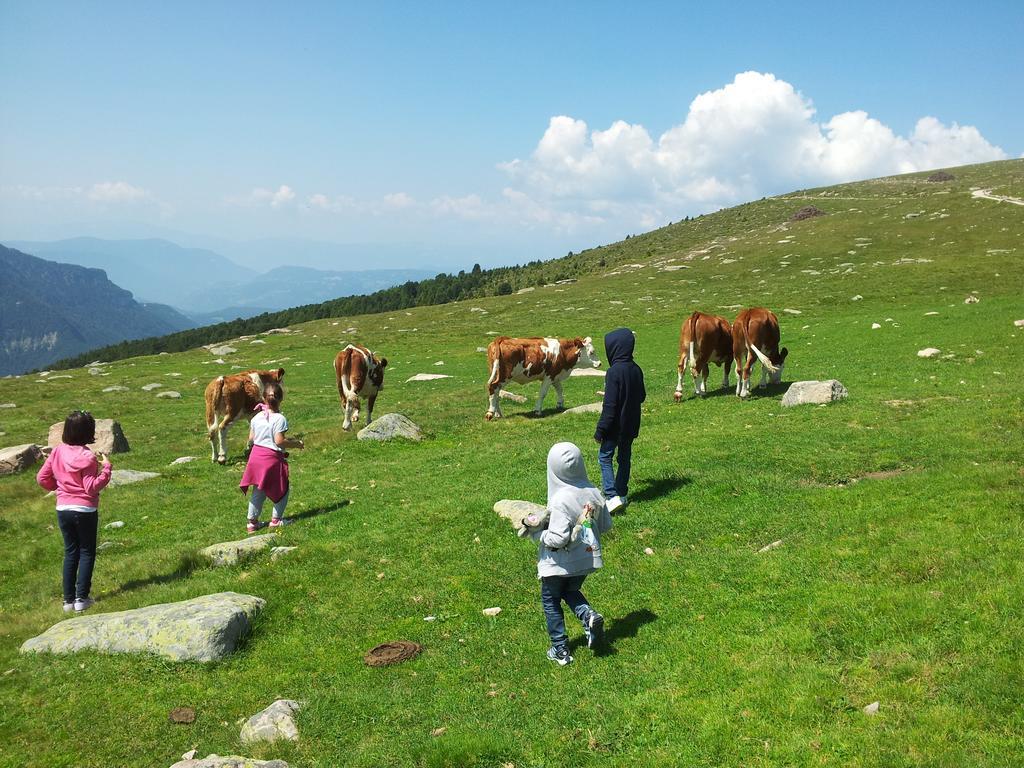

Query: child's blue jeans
left=541, top=574, right=592, bottom=649
left=598, top=437, right=633, bottom=500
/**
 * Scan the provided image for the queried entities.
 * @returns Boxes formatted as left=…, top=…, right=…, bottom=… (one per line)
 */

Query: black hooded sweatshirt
left=595, top=328, right=646, bottom=442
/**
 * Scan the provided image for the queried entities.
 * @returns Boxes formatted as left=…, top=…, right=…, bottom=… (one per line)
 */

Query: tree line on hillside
left=43, top=253, right=608, bottom=370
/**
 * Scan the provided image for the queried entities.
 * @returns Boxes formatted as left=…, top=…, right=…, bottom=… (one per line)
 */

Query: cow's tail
left=206, top=375, right=225, bottom=432
left=749, top=343, right=779, bottom=374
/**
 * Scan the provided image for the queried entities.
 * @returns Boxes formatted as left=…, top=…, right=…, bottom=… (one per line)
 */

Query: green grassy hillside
left=1, top=160, right=1022, bottom=768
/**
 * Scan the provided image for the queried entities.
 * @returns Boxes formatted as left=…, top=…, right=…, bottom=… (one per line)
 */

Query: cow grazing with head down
left=485, top=336, right=601, bottom=419
left=334, top=344, right=388, bottom=430
left=674, top=311, right=733, bottom=400
left=205, top=368, right=285, bottom=463
left=732, top=308, right=788, bottom=398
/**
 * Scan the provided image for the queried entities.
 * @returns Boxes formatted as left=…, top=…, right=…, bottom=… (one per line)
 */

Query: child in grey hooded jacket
left=534, top=442, right=613, bottom=665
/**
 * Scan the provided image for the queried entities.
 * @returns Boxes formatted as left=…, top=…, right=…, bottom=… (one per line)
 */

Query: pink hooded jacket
left=37, top=444, right=112, bottom=508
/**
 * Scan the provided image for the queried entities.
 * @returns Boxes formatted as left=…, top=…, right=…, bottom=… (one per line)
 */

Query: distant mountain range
left=8, top=238, right=434, bottom=316
left=0, top=244, right=194, bottom=375
left=0, top=238, right=438, bottom=373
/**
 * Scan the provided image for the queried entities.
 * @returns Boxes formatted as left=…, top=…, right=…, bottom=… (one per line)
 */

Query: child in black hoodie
left=594, top=328, right=646, bottom=511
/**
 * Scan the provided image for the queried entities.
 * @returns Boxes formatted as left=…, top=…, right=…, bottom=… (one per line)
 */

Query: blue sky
left=1, top=1, right=1020, bottom=270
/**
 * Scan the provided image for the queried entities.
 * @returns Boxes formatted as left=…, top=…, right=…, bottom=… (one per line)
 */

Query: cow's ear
left=277, top=367, right=286, bottom=379
left=378, top=357, right=388, bottom=368
left=780, top=348, right=789, bottom=361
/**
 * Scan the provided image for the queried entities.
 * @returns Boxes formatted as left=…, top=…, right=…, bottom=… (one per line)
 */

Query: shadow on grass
left=569, top=610, right=655, bottom=659
left=569, top=608, right=658, bottom=657
left=106, top=550, right=205, bottom=598
left=288, top=499, right=350, bottom=522
left=630, top=475, right=692, bottom=504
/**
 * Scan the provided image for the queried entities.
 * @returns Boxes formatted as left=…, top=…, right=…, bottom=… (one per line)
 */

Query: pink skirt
left=240, top=446, right=290, bottom=502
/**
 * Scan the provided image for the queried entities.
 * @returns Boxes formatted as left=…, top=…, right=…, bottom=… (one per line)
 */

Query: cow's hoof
left=673, top=392, right=682, bottom=402
left=217, top=457, right=227, bottom=465
left=485, top=412, right=494, bottom=421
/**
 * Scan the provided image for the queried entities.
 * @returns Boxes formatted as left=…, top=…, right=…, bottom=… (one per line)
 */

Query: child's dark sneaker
left=73, top=598, right=95, bottom=613
left=547, top=646, right=573, bottom=666
left=586, top=611, right=605, bottom=649
left=246, top=520, right=259, bottom=533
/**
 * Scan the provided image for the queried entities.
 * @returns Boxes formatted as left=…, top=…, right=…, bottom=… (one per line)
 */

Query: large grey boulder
left=20, top=592, right=265, bottom=662
left=201, top=534, right=276, bottom=567
left=357, top=413, right=423, bottom=442
left=47, top=419, right=130, bottom=454
left=781, top=380, right=849, bottom=407
left=0, top=444, right=43, bottom=476
left=109, top=469, right=160, bottom=487
left=169, top=756, right=289, bottom=768
left=240, top=699, right=302, bottom=744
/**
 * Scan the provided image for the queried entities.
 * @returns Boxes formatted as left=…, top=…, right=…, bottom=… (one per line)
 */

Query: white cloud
left=501, top=71, right=1007, bottom=229
left=382, top=192, right=416, bottom=209
left=87, top=181, right=149, bottom=203
left=247, top=184, right=295, bottom=207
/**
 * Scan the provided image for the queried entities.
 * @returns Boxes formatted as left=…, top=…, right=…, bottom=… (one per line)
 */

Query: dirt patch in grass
left=802, top=468, right=916, bottom=488
left=885, top=396, right=959, bottom=407
left=790, top=205, right=826, bottom=221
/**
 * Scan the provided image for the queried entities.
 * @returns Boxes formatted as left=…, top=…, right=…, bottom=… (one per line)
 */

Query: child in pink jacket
left=37, top=411, right=112, bottom=613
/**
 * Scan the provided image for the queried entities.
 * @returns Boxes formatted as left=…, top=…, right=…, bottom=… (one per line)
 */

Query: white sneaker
left=606, top=496, right=625, bottom=513
left=74, top=598, right=95, bottom=613
left=63, top=602, right=75, bottom=613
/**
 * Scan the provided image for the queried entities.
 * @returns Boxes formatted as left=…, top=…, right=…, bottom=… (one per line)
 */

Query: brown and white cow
left=485, top=336, right=601, bottom=419
left=205, top=368, right=285, bottom=463
left=732, top=308, right=788, bottom=398
left=674, top=311, right=733, bottom=400
left=334, top=344, right=388, bottom=430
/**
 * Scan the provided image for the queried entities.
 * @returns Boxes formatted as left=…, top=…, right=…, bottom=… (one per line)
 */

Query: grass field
left=1, top=160, right=1022, bottom=768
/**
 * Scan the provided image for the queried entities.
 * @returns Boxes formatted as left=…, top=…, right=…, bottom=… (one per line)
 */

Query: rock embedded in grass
left=357, top=413, right=423, bottom=441
left=47, top=419, right=129, bottom=454
left=169, top=755, right=290, bottom=768
left=109, top=470, right=159, bottom=487
left=104, top=520, right=125, bottom=529
left=0, top=444, right=43, bottom=476
left=499, top=389, right=527, bottom=403
left=781, top=380, right=848, bottom=407
left=494, top=499, right=546, bottom=534
left=141, top=383, right=162, bottom=391
left=561, top=402, right=604, bottom=414
left=20, top=592, right=265, bottom=662
left=240, top=699, right=302, bottom=745
left=207, top=345, right=237, bottom=355
left=917, top=348, right=941, bottom=358
left=171, top=456, right=198, bottom=465
left=156, top=391, right=182, bottom=399
left=404, top=373, right=451, bottom=382
left=201, top=534, right=276, bottom=566
left=102, top=385, right=129, bottom=393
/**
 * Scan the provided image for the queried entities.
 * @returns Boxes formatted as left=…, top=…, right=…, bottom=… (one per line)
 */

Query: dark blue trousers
left=56, top=509, right=98, bottom=602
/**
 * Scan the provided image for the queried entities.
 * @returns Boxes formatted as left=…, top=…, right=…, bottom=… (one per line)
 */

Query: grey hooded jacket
left=535, top=442, right=613, bottom=578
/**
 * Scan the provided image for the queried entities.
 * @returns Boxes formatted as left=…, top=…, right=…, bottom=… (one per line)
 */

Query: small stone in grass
left=482, top=607, right=502, bottom=617
left=871, top=323, right=881, bottom=329
left=643, top=547, right=654, bottom=556
left=917, top=348, right=941, bottom=358
left=758, top=540, right=783, bottom=553
left=863, top=701, right=880, bottom=715
left=431, top=727, right=447, bottom=737
left=104, top=520, right=125, bottom=529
